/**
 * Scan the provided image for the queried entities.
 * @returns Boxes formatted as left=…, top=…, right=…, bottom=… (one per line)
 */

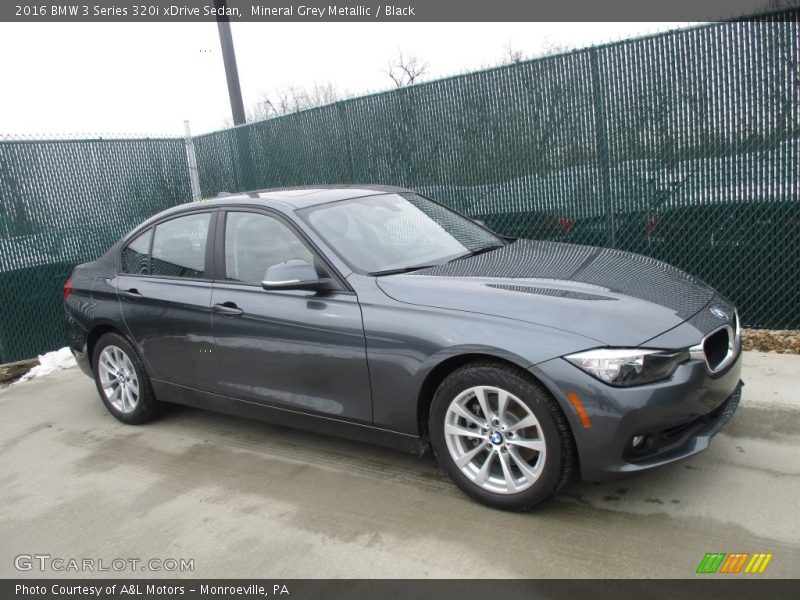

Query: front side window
left=150, top=213, right=211, bottom=279
left=120, top=229, right=151, bottom=275
left=299, top=193, right=503, bottom=274
left=224, top=212, right=314, bottom=285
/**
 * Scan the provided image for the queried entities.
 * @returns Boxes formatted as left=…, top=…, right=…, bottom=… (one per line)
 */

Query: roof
left=128, top=185, right=413, bottom=234
left=202, top=184, right=411, bottom=209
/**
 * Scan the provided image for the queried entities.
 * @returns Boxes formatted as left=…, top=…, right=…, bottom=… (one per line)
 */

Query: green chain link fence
left=193, top=12, right=799, bottom=331
left=0, top=11, right=798, bottom=363
left=0, top=136, right=191, bottom=362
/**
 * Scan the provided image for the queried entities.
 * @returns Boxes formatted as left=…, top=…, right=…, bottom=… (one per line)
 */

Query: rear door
left=210, top=208, right=372, bottom=423
left=116, top=209, right=221, bottom=392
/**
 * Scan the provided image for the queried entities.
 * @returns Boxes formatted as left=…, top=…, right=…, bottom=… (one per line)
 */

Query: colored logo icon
left=696, top=552, right=773, bottom=574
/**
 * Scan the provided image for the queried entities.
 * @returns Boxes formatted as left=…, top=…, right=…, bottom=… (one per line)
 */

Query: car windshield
left=300, top=193, right=505, bottom=275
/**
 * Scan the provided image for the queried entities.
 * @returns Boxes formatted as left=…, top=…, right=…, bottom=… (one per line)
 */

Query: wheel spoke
left=507, top=438, right=545, bottom=452
left=452, top=403, right=486, bottom=428
left=474, top=449, right=495, bottom=486
left=455, top=441, right=489, bottom=468
left=474, top=387, right=494, bottom=421
left=445, top=423, right=484, bottom=439
left=498, top=451, right=518, bottom=493
left=508, top=447, right=541, bottom=483
left=125, top=386, right=136, bottom=411
left=110, top=385, right=121, bottom=406
left=101, top=356, right=115, bottom=372
left=496, top=390, right=510, bottom=423
left=507, top=414, right=538, bottom=432
left=102, top=376, right=118, bottom=389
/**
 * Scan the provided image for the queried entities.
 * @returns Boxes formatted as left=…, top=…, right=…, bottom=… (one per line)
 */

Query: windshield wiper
left=368, top=265, right=438, bottom=276
left=447, top=244, right=506, bottom=263
left=470, top=244, right=505, bottom=256
left=369, top=244, right=506, bottom=276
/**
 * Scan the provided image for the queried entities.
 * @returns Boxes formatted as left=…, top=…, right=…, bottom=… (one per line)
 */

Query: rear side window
left=150, top=213, right=211, bottom=279
left=120, top=229, right=151, bottom=275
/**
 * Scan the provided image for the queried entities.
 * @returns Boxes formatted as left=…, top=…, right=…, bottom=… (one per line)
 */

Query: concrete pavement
left=1, top=351, right=798, bottom=578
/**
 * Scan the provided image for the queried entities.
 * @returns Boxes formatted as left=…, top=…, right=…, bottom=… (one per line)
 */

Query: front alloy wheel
left=430, top=361, right=574, bottom=511
left=444, top=386, right=547, bottom=494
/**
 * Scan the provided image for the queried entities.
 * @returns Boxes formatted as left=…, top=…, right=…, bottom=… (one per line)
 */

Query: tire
left=92, top=332, right=160, bottom=425
left=429, top=360, right=574, bottom=511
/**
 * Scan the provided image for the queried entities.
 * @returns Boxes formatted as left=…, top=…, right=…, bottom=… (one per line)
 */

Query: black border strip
left=4, top=579, right=800, bottom=600
left=3, top=0, right=799, bottom=23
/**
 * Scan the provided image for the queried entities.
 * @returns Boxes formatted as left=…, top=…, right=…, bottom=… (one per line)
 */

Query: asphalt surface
left=1, top=351, right=798, bottom=578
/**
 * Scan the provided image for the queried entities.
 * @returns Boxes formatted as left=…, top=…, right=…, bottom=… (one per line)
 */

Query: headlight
left=564, top=348, right=689, bottom=387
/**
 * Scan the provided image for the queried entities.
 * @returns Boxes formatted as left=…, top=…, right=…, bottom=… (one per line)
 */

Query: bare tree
left=244, top=83, right=342, bottom=122
left=761, top=0, right=797, bottom=9
left=385, top=51, right=429, bottom=87
left=499, top=41, right=572, bottom=67
left=541, top=41, right=572, bottom=57
left=500, top=43, right=524, bottom=65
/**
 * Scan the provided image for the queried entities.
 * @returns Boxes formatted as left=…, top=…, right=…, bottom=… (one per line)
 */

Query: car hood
left=376, top=240, right=716, bottom=347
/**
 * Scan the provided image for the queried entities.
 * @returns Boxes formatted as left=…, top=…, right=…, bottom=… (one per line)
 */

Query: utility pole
left=215, top=0, right=246, bottom=126
left=183, top=121, right=202, bottom=203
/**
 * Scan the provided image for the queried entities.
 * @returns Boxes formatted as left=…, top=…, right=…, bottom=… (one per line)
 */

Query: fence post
left=590, top=48, right=615, bottom=248
left=336, top=103, right=356, bottom=183
left=184, top=120, right=202, bottom=203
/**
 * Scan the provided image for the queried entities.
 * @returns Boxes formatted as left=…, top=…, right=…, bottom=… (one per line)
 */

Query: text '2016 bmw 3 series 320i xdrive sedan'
left=64, top=186, right=742, bottom=510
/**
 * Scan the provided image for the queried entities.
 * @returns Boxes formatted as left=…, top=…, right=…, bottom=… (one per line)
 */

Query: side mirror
left=261, top=259, right=333, bottom=292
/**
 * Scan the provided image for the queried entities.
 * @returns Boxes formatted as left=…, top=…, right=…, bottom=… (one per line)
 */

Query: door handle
left=213, top=302, right=243, bottom=316
left=119, top=288, right=142, bottom=299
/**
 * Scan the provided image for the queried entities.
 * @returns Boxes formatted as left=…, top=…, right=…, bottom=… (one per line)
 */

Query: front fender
left=360, top=296, right=599, bottom=435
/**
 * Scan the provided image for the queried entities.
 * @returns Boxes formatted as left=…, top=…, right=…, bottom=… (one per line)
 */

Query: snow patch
left=15, top=347, right=77, bottom=383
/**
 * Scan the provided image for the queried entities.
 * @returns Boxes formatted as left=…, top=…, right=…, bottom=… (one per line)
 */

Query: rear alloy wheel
left=430, top=362, right=574, bottom=510
left=98, top=345, right=140, bottom=415
left=92, top=333, right=160, bottom=425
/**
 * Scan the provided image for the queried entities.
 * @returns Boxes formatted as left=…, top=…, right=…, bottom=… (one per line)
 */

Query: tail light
left=544, top=216, right=575, bottom=234
left=63, top=278, right=73, bottom=302
left=646, top=214, right=662, bottom=237
left=559, top=217, right=575, bottom=234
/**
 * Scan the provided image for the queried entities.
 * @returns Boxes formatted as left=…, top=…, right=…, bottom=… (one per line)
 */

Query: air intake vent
left=703, top=328, right=730, bottom=370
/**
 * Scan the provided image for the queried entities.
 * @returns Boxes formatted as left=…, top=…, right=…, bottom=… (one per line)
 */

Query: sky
left=0, top=21, right=692, bottom=138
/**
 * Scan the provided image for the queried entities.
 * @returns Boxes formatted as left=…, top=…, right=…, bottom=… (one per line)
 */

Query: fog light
left=632, top=435, right=647, bottom=449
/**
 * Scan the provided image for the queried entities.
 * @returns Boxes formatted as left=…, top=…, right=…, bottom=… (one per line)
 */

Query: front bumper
left=531, top=348, right=743, bottom=481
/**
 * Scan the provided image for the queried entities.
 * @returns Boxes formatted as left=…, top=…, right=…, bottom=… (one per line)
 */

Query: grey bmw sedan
left=64, top=186, right=742, bottom=510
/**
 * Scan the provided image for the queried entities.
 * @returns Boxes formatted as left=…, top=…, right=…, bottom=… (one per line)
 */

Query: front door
left=211, top=209, right=372, bottom=424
